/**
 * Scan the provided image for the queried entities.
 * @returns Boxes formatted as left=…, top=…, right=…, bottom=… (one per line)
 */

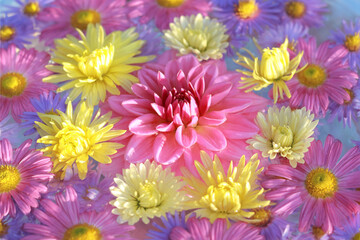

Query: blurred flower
left=333, top=213, right=360, bottom=240
left=4, top=0, right=53, bottom=23
left=0, top=212, right=28, bottom=240
left=147, top=211, right=187, bottom=240
left=135, top=21, right=164, bottom=57
left=0, top=115, right=18, bottom=143
left=0, top=15, right=35, bottom=49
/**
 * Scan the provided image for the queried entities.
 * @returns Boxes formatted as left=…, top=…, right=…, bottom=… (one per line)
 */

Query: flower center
left=297, top=64, right=326, bottom=88
left=353, top=233, right=360, bottom=240
left=137, top=181, right=162, bottom=209
left=344, top=88, right=354, bottom=105
left=273, top=125, right=294, bottom=147
left=235, top=0, right=259, bottom=19
left=285, top=1, right=306, bottom=18
left=0, top=26, right=16, bottom=42
left=312, top=226, right=325, bottom=240
left=23, top=2, right=40, bottom=16
left=84, top=187, right=100, bottom=201
left=305, top=168, right=338, bottom=198
left=0, top=220, right=9, bottom=237
left=63, top=223, right=102, bottom=240
left=70, top=9, right=101, bottom=31
left=157, top=0, right=185, bottom=8
left=344, top=33, right=360, bottom=52
left=250, top=208, right=272, bottom=227
left=0, top=73, right=27, bottom=98
left=0, top=165, right=21, bottom=193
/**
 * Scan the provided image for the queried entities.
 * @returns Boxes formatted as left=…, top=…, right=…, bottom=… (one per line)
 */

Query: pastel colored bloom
left=102, top=54, right=267, bottom=174
left=23, top=186, right=134, bottom=240
left=211, top=0, right=281, bottom=36
left=163, top=14, right=229, bottom=61
left=110, top=160, right=186, bottom=225
left=0, top=212, right=28, bottom=240
left=332, top=18, right=360, bottom=71
left=211, top=0, right=235, bottom=7
left=0, top=139, right=53, bottom=218
left=0, top=45, right=55, bottom=122
left=262, top=135, right=360, bottom=234
left=136, top=21, right=164, bottom=57
left=0, top=15, right=35, bottom=49
left=147, top=211, right=187, bottom=240
left=170, top=217, right=264, bottom=240
left=333, top=213, right=360, bottom=240
left=0, top=115, right=18, bottom=143
left=4, top=0, right=53, bottom=21
left=44, top=24, right=153, bottom=106
left=36, top=101, right=125, bottom=180
left=236, top=38, right=304, bottom=103
left=181, top=151, right=270, bottom=224
left=247, top=106, right=318, bottom=168
left=287, top=37, right=358, bottom=116
left=225, top=30, right=248, bottom=57
left=128, top=0, right=211, bottom=30
left=38, top=0, right=130, bottom=46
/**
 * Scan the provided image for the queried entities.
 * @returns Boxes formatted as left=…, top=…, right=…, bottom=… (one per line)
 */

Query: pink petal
left=129, top=114, right=161, bottom=135
left=154, top=133, right=184, bottom=164
left=175, top=126, right=197, bottom=148
left=196, top=126, right=227, bottom=151
left=198, top=111, right=226, bottom=126
left=121, top=99, right=152, bottom=116
left=125, top=135, right=155, bottom=163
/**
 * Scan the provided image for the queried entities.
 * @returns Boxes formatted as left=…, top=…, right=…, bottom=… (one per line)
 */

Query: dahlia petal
left=154, top=133, right=184, bottom=164
left=199, top=111, right=227, bottom=126
left=125, top=135, right=155, bottom=163
left=122, top=99, right=152, bottom=116
left=175, top=126, right=197, bottom=148
left=156, top=122, right=176, bottom=132
left=129, top=114, right=161, bottom=135
left=196, top=126, right=227, bottom=151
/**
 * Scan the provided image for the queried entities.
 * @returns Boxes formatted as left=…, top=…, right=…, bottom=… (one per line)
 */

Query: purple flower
left=147, top=212, right=187, bottom=240
left=333, top=213, right=360, bottom=240
left=0, top=15, right=35, bottom=49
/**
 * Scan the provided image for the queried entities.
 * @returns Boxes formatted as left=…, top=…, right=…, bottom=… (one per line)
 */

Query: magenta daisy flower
left=0, top=45, right=55, bottom=122
left=128, top=0, right=211, bottom=30
left=37, top=0, right=130, bottom=46
left=262, top=135, right=360, bottom=234
left=0, top=139, right=53, bottom=219
left=23, top=186, right=134, bottom=240
left=286, top=37, right=358, bottom=116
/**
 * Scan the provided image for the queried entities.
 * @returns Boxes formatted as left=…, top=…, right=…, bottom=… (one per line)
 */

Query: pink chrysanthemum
left=262, top=135, right=360, bottom=234
left=0, top=139, right=53, bottom=218
left=23, top=186, right=134, bottom=240
left=128, top=0, right=211, bottom=30
left=0, top=45, right=55, bottom=122
left=101, top=54, right=268, bottom=174
left=286, top=37, right=358, bottom=116
left=38, top=0, right=130, bottom=46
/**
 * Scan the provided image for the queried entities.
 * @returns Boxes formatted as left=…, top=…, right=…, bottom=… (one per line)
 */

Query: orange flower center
left=24, top=2, right=40, bottom=16
left=297, top=64, right=327, bottom=88
left=0, top=165, right=21, bottom=193
left=157, top=0, right=185, bottom=8
left=251, top=208, right=272, bottom=227
left=70, top=10, right=101, bottom=31
left=285, top=1, right=306, bottom=19
left=305, top=167, right=338, bottom=199
left=0, top=72, right=27, bottom=98
left=0, top=26, right=16, bottom=42
left=63, top=223, right=102, bottom=240
left=344, top=33, right=360, bottom=52
left=235, top=0, right=259, bottom=19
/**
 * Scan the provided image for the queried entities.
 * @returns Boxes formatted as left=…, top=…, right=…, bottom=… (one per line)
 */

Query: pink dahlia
left=23, top=186, right=134, bottom=240
left=38, top=0, right=130, bottom=46
left=128, top=0, right=211, bottom=30
left=0, top=45, right=55, bottom=122
left=0, top=139, right=53, bottom=218
left=286, top=37, right=358, bottom=116
left=262, top=135, right=360, bottom=234
left=102, top=54, right=268, bottom=174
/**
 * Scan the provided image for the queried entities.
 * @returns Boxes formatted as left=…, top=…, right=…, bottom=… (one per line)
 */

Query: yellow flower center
left=0, top=73, right=27, bottom=98
left=0, top=165, right=21, bottom=193
left=305, top=168, right=338, bottom=199
left=344, top=33, right=360, bottom=52
left=273, top=125, right=294, bottom=147
left=297, top=64, right=327, bottom=88
left=63, top=223, right=102, bottom=240
left=0, top=220, right=9, bottom=237
left=285, top=1, right=306, bottom=19
left=0, top=26, right=16, bottom=42
left=235, top=0, right=259, bottom=19
left=344, top=88, right=354, bottom=105
left=70, top=9, right=101, bottom=31
left=157, top=0, right=185, bottom=8
left=251, top=208, right=271, bottom=227
left=137, top=181, right=163, bottom=209
left=23, top=2, right=40, bottom=17
left=312, top=226, right=325, bottom=240
left=353, top=233, right=360, bottom=240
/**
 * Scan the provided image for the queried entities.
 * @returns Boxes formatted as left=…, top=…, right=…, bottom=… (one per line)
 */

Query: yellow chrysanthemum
left=163, top=14, right=229, bottom=61
left=181, top=151, right=270, bottom=224
left=235, top=38, right=304, bottom=103
left=247, top=106, right=318, bottom=168
left=35, top=101, right=125, bottom=180
left=109, top=160, right=187, bottom=225
left=44, top=24, right=154, bottom=106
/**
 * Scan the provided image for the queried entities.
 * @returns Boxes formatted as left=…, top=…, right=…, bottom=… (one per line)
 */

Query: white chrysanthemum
left=109, top=160, right=187, bottom=225
left=163, top=13, right=229, bottom=61
left=247, top=106, right=318, bottom=168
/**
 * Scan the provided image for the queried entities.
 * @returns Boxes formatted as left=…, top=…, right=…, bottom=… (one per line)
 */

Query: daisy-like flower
left=110, top=160, right=187, bottom=225
left=236, top=38, right=304, bottom=103
left=0, top=15, right=35, bottom=49
left=333, top=213, right=360, bottom=240
left=163, top=14, right=229, bottom=61
left=287, top=37, right=358, bottom=116
left=147, top=212, right=188, bottom=240
left=128, top=0, right=211, bottom=30
left=0, top=212, right=28, bottom=240
left=332, top=18, right=360, bottom=71
left=247, top=106, right=318, bottom=168
left=35, top=101, right=125, bottom=180
left=0, top=139, right=53, bottom=218
left=37, top=0, right=130, bottom=46
left=44, top=24, right=153, bottom=106
left=23, top=186, right=134, bottom=240
left=181, top=151, right=270, bottom=224
left=211, top=0, right=281, bottom=36
left=0, top=45, right=55, bottom=122
left=262, top=135, right=360, bottom=234
left=4, top=0, right=53, bottom=22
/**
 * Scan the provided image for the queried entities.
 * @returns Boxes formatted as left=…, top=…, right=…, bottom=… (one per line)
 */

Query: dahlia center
left=0, top=165, right=21, bottom=193
left=236, top=0, right=259, bottom=19
left=344, top=33, right=360, bottom=52
left=0, top=220, right=9, bottom=237
left=63, top=223, right=102, bottom=240
left=137, top=181, right=162, bottom=209
left=305, top=168, right=338, bottom=198
left=353, top=233, right=360, bottom=240
left=70, top=9, right=101, bottom=31
left=0, top=72, right=27, bottom=98
left=56, top=125, right=90, bottom=160
left=285, top=1, right=306, bottom=19
left=297, top=64, right=326, bottom=88
left=23, top=2, right=40, bottom=16
left=157, top=0, right=185, bottom=8
left=344, top=88, right=354, bottom=105
left=0, top=26, right=16, bottom=42
left=273, top=125, right=294, bottom=147
left=312, top=226, right=325, bottom=240
left=251, top=208, right=272, bottom=227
